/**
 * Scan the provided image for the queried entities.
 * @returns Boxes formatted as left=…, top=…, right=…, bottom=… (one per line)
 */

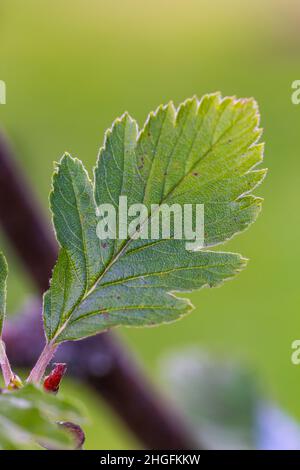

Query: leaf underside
left=43, top=93, right=266, bottom=343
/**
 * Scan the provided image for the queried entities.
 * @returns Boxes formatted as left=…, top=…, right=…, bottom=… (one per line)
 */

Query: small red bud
left=43, top=363, right=67, bottom=394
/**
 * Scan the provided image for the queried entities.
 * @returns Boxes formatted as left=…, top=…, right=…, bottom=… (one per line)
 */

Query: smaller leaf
left=0, top=254, right=13, bottom=388
left=0, top=253, right=8, bottom=337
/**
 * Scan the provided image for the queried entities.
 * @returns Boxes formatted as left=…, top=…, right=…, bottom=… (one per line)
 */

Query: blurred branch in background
left=0, top=132, right=197, bottom=450
left=0, top=133, right=56, bottom=292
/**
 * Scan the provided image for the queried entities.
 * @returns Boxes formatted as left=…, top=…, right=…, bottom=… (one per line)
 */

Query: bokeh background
left=0, top=0, right=299, bottom=449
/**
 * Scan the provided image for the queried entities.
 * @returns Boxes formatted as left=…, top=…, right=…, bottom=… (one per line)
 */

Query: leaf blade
left=44, top=93, right=266, bottom=343
left=0, top=253, right=8, bottom=337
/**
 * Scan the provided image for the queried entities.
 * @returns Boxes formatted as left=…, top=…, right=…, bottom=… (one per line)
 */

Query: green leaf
left=44, top=93, right=266, bottom=343
left=0, top=384, right=83, bottom=450
left=44, top=156, right=102, bottom=339
left=0, top=253, right=8, bottom=337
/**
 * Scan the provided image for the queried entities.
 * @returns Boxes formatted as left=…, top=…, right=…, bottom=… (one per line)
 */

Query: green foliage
left=0, top=385, right=83, bottom=450
left=44, top=93, right=265, bottom=343
left=0, top=255, right=83, bottom=450
left=0, top=253, right=8, bottom=337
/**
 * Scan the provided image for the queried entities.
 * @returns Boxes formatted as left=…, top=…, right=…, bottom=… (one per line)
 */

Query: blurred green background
left=0, top=0, right=300, bottom=449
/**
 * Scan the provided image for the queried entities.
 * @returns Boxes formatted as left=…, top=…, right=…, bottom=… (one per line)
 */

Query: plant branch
left=0, top=132, right=58, bottom=292
left=0, top=132, right=199, bottom=449
left=26, top=342, right=58, bottom=384
left=0, top=339, right=14, bottom=387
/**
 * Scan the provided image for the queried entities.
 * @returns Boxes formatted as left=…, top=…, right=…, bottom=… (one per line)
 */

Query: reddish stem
left=0, top=340, right=13, bottom=387
left=27, top=342, right=58, bottom=384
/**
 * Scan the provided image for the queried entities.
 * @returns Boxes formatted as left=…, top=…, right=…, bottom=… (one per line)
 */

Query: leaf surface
left=44, top=94, right=265, bottom=343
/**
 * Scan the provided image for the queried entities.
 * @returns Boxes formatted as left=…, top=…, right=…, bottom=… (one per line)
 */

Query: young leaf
left=44, top=93, right=266, bottom=343
left=0, top=253, right=14, bottom=388
left=0, top=384, right=83, bottom=450
left=0, top=253, right=8, bottom=337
